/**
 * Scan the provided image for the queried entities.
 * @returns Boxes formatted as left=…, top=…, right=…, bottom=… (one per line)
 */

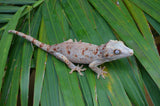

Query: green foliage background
left=0, top=0, right=160, bottom=105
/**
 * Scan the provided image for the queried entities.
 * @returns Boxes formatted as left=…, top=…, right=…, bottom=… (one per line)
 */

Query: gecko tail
left=8, top=30, right=51, bottom=52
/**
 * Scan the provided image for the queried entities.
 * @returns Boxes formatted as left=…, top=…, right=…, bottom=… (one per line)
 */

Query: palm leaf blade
left=41, top=56, right=60, bottom=106
left=33, top=20, right=48, bottom=106
left=89, top=0, right=160, bottom=88
left=0, top=0, right=159, bottom=105
left=130, top=0, right=160, bottom=23
left=0, top=6, right=20, bottom=13
left=42, top=1, right=85, bottom=105
left=20, top=7, right=42, bottom=106
left=0, top=6, right=25, bottom=91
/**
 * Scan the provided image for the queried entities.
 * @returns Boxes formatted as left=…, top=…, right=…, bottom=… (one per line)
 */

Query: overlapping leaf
left=88, top=0, right=160, bottom=89
left=20, top=7, right=42, bottom=106
left=0, top=6, right=26, bottom=92
left=0, top=0, right=159, bottom=105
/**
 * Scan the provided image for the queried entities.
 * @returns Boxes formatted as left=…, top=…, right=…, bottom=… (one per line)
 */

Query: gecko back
left=49, top=40, right=103, bottom=64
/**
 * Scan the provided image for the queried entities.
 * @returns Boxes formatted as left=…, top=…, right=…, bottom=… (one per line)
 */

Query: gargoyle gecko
left=8, top=30, right=134, bottom=79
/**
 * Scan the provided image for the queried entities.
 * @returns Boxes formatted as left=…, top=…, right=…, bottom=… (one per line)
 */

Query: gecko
left=8, top=30, right=134, bottom=79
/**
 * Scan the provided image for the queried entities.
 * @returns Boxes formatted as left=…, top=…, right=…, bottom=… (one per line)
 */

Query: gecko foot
left=97, top=66, right=107, bottom=79
left=69, top=65, right=86, bottom=76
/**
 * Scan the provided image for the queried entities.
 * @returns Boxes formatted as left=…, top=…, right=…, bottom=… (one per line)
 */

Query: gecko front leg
left=89, top=60, right=107, bottom=79
left=53, top=52, right=86, bottom=75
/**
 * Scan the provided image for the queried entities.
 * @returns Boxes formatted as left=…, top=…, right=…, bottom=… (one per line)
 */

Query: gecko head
left=103, top=40, right=134, bottom=61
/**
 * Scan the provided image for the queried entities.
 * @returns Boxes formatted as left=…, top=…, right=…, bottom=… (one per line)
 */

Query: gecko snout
left=129, top=49, right=134, bottom=55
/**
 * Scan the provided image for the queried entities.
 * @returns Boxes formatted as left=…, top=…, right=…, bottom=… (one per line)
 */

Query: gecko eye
left=114, top=49, right=121, bottom=55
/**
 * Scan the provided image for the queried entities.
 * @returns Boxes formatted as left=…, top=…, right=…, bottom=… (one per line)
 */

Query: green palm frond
left=0, top=0, right=160, bottom=105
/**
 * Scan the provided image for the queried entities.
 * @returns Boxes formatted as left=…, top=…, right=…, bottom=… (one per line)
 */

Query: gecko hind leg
left=53, top=52, right=86, bottom=76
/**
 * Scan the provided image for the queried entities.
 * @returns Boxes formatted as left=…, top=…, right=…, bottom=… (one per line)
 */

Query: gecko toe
left=81, top=68, right=86, bottom=71
left=101, top=74, right=105, bottom=79
left=100, top=66, right=106, bottom=70
left=97, top=74, right=100, bottom=79
left=80, top=65, right=83, bottom=68
left=78, top=71, right=83, bottom=76
left=69, top=69, right=75, bottom=74
left=97, top=73, right=106, bottom=79
left=103, top=71, right=108, bottom=74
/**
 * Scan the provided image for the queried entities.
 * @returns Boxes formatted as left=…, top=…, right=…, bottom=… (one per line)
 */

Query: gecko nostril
left=129, top=49, right=134, bottom=55
left=130, top=52, right=133, bottom=55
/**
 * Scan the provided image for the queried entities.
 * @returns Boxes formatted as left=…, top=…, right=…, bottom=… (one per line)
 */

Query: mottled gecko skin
left=8, top=30, right=134, bottom=79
